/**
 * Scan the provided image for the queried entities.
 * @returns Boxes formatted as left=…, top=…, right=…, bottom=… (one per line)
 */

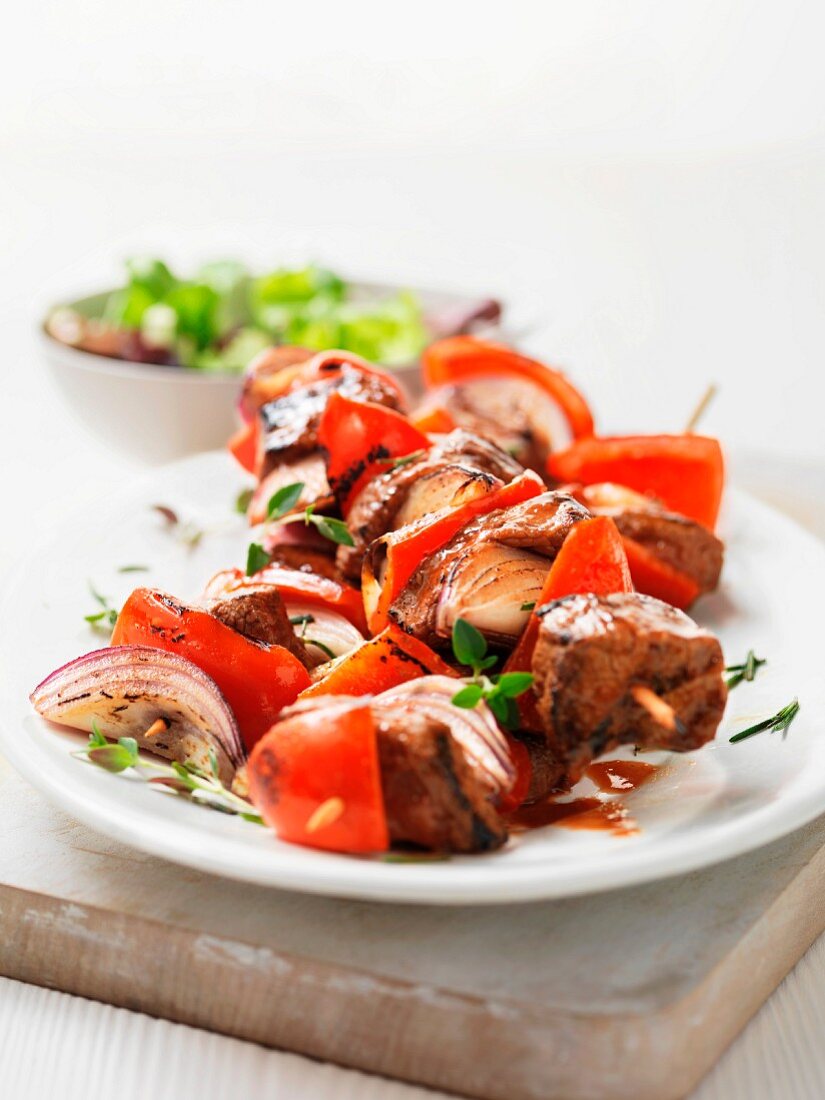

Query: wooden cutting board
left=2, top=754, right=824, bottom=1100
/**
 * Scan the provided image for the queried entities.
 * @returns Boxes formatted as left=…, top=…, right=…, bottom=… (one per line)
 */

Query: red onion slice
left=374, top=675, right=515, bottom=794
left=30, top=645, right=244, bottom=782
left=283, top=600, right=364, bottom=667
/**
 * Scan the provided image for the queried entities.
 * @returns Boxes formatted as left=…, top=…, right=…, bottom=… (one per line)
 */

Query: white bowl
left=40, top=281, right=502, bottom=465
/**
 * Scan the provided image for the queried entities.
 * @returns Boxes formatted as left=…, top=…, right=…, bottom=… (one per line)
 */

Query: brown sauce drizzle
left=585, top=759, right=658, bottom=793
left=508, top=760, right=659, bottom=838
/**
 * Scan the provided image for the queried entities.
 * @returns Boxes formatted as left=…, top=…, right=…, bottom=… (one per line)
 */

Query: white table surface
left=3, top=4, right=825, bottom=1090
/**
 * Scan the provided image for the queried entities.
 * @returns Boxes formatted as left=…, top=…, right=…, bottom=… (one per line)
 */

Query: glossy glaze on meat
left=386, top=491, right=590, bottom=650
left=531, top=592, right=727, bottom=789
left=338, top=429, right=523, bottom=580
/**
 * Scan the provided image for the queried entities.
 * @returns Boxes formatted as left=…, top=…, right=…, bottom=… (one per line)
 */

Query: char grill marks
left=386, top=491, right=590, bottom=650
left=578, top=483, right=723, bottom=595
left=282, top=678, right=514, bottom=852
left=338, top=429, right=524, bottom=580
left=530, top=592, right=727, bottom=790
left=259, top=362, right=405, bottom=479
left=374, top=676, right=513, bottom=852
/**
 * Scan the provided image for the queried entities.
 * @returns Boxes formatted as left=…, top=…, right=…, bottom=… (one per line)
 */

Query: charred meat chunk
left=209, top=586, right=312, bottom=668
left=578, top=483, right=723, bottom=597
left=338, top=429, right=523, bottom=580
left=384, top=492, right=590, bottom=650
left=259, top=362, right=406, bottom=479
left=274, top=678, right=514, bottom=853
left=372, top=677, right=514, bottom=852
left=531, top=592, right=727, bottom=788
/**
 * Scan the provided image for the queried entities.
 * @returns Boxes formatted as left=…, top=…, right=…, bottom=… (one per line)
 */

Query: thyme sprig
left=246, top=481, right=353, bottom=574
left=450, top=618, right=534, bottom=729
left=84, top=581, right=119, bottom=632
left=729, top=698, right=800, bottom=744
left=725, top=650, right=767, bottom=690
left=73, top=723, right=264, bottom=823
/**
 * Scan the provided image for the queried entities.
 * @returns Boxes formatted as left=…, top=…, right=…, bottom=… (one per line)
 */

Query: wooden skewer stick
left=144, top=717, right=170, bottom=740
left=685, top=383, right=718, bottom=434
left=630, top=685, right=682, bottom=733
left=306, top=796, right=345, bottom=834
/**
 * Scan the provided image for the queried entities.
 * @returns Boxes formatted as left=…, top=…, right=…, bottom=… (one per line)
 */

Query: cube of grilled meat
left=531, top=593, right=727, bottom=789
left=385, top=492, right=590, bottom=650
left=373, top=677, right=515, bottom=852
left=578, top=483, right=723, bottom=598
left=273, top=679, right=514, bottom=853
left=338, top=429, right=524, bottom=580
left=416, top=378, right=571, bottom=473
left=209, top=585, right=312, bottom=668
left=259, top=361, right=406, bottom=480
left=261, top=522, right=341, bottom=580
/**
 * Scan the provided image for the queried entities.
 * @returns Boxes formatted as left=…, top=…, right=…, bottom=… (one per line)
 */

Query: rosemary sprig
left=729, top=698, right=800, bottom=744
left=725, top=650, right=767, bottom=690
left=378, top=450, right=426, bottom=470
left=84, top=581, right=119, bottom=632
left=73, top=723, right=264, bottom=824
left=450, top=618, right=533, bottom=729
left=117, top=564, right=150, bottom=574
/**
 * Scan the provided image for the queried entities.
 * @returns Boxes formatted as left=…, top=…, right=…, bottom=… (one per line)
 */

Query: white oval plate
left=1, top=452, right=823, bottom=905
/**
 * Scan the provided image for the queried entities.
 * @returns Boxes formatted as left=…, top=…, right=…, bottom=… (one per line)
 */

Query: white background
left=2, top=1, right=825, bottom=1096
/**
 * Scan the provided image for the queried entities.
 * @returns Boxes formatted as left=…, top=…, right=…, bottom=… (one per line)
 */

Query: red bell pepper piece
left=409, top=405, right=458, bottom=435
left=621, top=536, right=701, bottom=610
left=505, top=516, right=633, bottom=731
left=111, top=588, right=311, bottom=753
left=547, top=435, right=725, bottom=530
left=318, top=393, right=431, bottom=514
left=227, top=419, right=259, bottom=475
left=205, top=565, right=368, bottom=635
left=363, top=471, right=545, bottom=635
left=422, top=336, right=595, bottom=441
left=301, top=624, right=456, bottom=699
left=248, top=698, right=389, bottom=853
left=498, top=735, right=533, bottom=813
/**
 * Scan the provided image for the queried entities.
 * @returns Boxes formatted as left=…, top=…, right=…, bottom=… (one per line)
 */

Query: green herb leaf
left=85, top=584, right=119, bottom=631
left=267, top=482, right=305, bottom=520
left=89, top=721, right=108, bottom=748
left=725, top=650, right=767, bottom=690
left=246, top=542, right=272, bottom=575
left=305, top=638, right=337, bottom=660
left=117, top=564, right=150, bottom=574
left=289, top=613, right=315, bottom=627
left=386, top=450, right=426, bottom=469
left=310, top=514, right=355, bottom=547
left=494, top=672, right=535, bottom=698
left=451, top=684, right=485, bottom=709
left=520, top=601, right=536, bottom=612
left=86, top=743, right=136, bottom=773
left=234, top=488, right=254, bottom=515
left=729, top=698, right=800, bottom=743
left=487, top=693, right=520, bottom=729
left=451, top=618, right=488, bottom=672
